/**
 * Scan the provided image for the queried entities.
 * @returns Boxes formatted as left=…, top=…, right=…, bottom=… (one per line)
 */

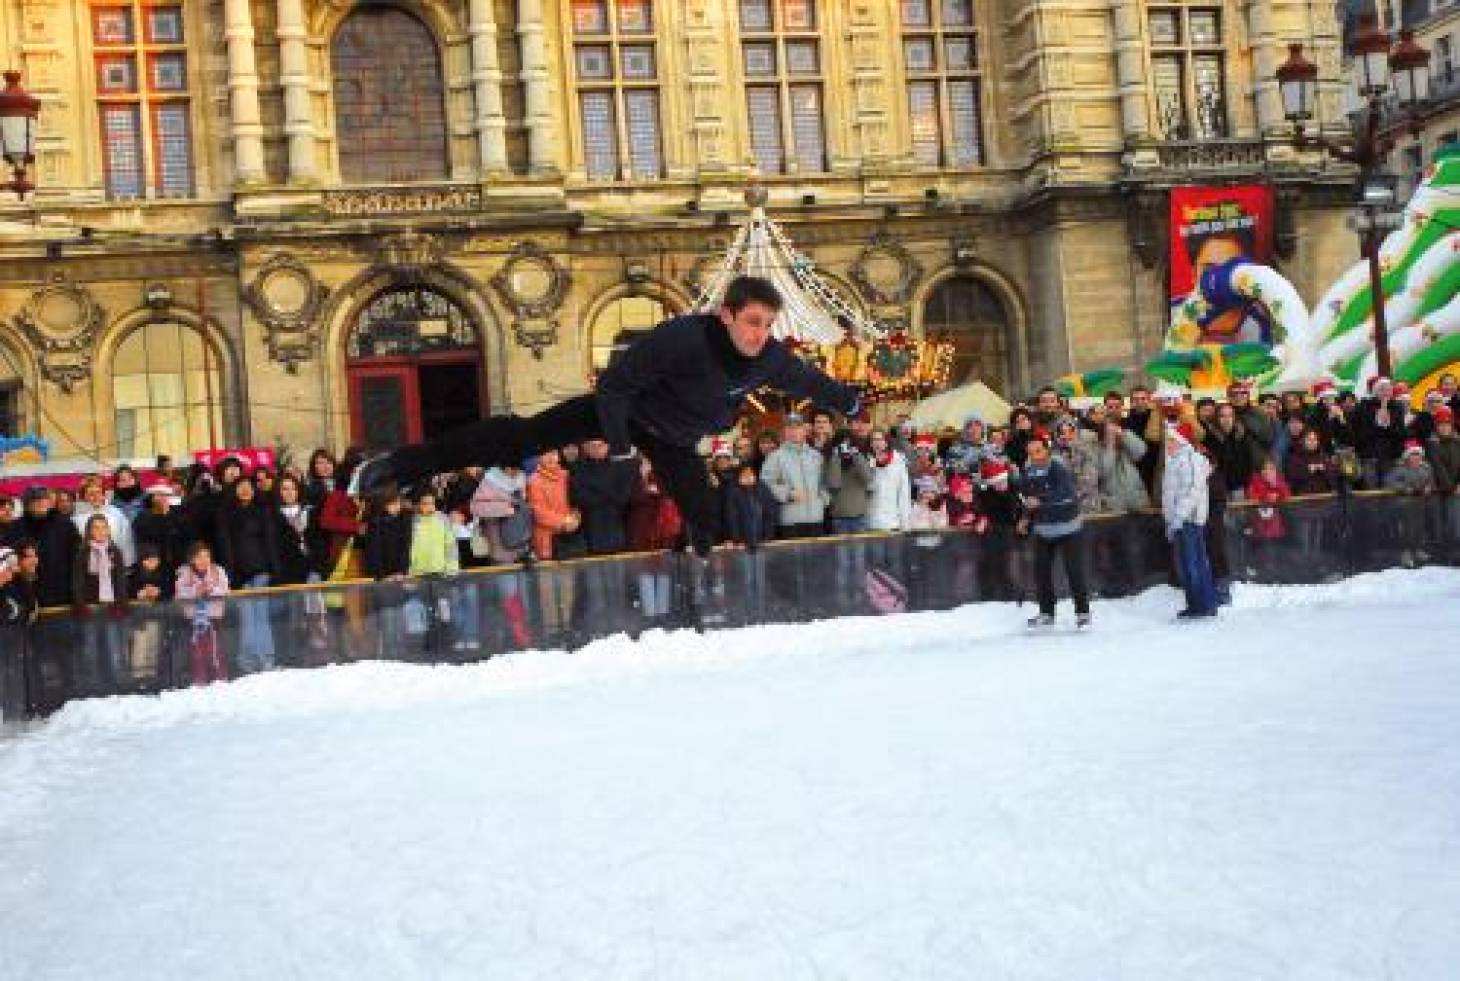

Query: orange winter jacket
left=527, top=462, right=573, bottom=560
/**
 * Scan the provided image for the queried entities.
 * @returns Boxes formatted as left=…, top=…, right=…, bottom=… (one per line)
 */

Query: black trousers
left=1033, top=529, right=1090, bottom=617
left=391, top=395, right=720, bottom=556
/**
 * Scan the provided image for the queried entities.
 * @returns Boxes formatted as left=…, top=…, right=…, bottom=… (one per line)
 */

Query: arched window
left=348, top=286, right=477, bottom=359
left=0, top=340, right=23, bottom=436
left=331, top=8, right=448, bottom=183
left=589, top=295, right=667, bottom=373
left=112, top=321, right=224, bottom=459
left=922, top=277, right=1012, bottom=394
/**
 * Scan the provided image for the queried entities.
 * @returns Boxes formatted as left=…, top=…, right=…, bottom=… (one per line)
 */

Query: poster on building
left=1167, top=185, right=1276, bottom=349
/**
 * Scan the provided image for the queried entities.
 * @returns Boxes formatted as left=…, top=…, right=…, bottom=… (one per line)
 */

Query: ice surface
left=2, top=569, right=1459, bottom=980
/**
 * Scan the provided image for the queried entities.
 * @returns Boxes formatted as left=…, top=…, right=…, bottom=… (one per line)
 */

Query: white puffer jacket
left=867, top=451, right=913, bottom=531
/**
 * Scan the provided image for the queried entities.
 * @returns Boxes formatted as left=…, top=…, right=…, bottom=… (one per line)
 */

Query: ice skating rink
left=2, top=569, right=1459, bottom=980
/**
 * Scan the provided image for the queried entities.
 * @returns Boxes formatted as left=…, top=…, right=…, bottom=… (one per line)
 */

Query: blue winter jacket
left=1017, top=456, right=1082, bottom=537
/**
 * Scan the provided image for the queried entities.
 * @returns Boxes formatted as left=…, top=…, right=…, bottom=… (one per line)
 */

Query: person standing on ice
left=1016, top=433, right=1092, bottom=629
left=1162, top=423, right=1218, bottom=619
left=352, top=275, right=860, bottom=577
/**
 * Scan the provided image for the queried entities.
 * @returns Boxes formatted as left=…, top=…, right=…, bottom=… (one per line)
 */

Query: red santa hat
left=709, top=437, right=734, bottom=458
left=1435, top=406, right=1455, bottom=425
left=948, top=473, right=974, bottom=497
left=1402, top=439, right=1426, bottom=459
left=913, top=433, right=938, bottom=451
left=1368, top=375, right=1393, bottom=393
left=979, top=459, right=1011, bottom=485
left=1393, top=381, right=1412, bottom=399
left=1311, top=379, right=1338, bottom=400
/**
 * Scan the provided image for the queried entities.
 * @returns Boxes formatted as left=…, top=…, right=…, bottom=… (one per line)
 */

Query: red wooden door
left=347, top=360, right=421, bottom=451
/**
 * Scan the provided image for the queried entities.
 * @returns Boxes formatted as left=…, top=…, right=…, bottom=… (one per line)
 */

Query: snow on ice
left=2, top=569, right=1459, bottom=980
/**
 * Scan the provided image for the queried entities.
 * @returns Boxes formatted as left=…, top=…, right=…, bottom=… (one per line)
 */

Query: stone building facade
left=0, top=0, right=1360, bottom=462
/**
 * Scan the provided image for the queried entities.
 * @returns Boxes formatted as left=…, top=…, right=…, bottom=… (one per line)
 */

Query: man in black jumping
left=353, top=275, right=860, bottom=569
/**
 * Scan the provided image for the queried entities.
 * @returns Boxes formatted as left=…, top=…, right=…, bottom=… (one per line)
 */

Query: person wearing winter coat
left=943, top=416, right=993, bottom=476
left=1204, top=404, right=1260, bottom=500
left=273, top=475, right=329, bottom=586
left=1284, top=428, right=1339, bottom=495
left=1227, top=383, right=1275, bottom=452
left=865, top=429, right=913, bottom=532
left=1426, top=406, right=1460, bottom=545
left=469, top=466, right=531, bottom=564
left=720, top=464, right=780, bottom=550
left=363, top=491, right=413, bottom=581
left=109, top=465, right=147, bottom=523
left=823, top=434, right=875, bottom=534
left=1161, top=423, right=1217, bottom=618
left=570, top=439, right=637, bottom=555
left=0, top=543, right=40, bottom=629
left=1092, top=419, right=1149, bottom=513
left=303, top=449, right=338, bottom=508
left=73, top=513, right=130, bottom=688
left=760, top=414, right=831, bottom=537
left=9, top=487, right=82, bottom=607
left=1356, top=378, right=1409, bottom=487
left=1017, top=434, right=1091, bottom=627
left=1385, top=442, right=1437, bottom=565
left=174, top=543, right=231, bottom=685
left=526, top=450, right=579, bottom=561
left=945, top=474, right=985, bottom=531
left=132, top=485, right=190, bottom=575
left=214, top=477, right=281, bottom=589
left=1053, top=420, right=1101, bottom=514
left=72, top=477, right=137, bottom=568
left=1306, top=384, right=1355, bottom=449
left=627, top=462, right=683, bottom=552
left=908, top=478, right=949, bottom=531
left=128, top=543, right=174, bottom=602
left=1245, top=459, right=1292, bottom=542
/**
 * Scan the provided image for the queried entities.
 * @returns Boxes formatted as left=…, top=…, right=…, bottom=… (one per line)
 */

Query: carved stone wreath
left=12, top=274, right=105, bottom=392
left=243, top=253, right=331, bottom=370
left=491, top=242, right=570, bottom=358
left=850, top=233, right=924, bottom=307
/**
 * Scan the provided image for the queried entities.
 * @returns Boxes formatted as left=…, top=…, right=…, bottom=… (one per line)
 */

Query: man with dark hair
left=354, top=275, right=859, bottom=563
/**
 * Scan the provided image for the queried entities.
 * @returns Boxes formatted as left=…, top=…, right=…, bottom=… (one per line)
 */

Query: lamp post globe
left=1351, top=12, right=1393, bottom=98
left=1390, top=29, right=1433, bottom=109
left=0, top=70, right=40, bottom=198
left=1276, top=42, right=1319, bottom=125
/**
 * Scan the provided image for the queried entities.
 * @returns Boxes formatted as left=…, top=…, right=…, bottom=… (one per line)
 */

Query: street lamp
left=1275, top=14, right=1432, bottom=379
left=0, top=70, right=40, bottom=199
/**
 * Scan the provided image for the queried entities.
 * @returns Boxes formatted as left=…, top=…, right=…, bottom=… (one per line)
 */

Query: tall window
left=112, top=321, right=224, bottom=460
left=92, top=2, right=194, bottom=199
left=331, top=8, right=448, bottom=183
left=590, top=295, right=667, bottom=373
left=1148, top=3, right=1228, bottom=140
left=571, top=0, right=663, bottom=181
left=0, top=343, right=20, bottom=437
left=922, top=276, right=1010, bottom=393
left=901, top=0, right=984, bottom=167
left=740, top=0, right=826, bottom=174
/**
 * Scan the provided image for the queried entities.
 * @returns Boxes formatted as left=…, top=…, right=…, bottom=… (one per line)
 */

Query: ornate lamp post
left=1276, top=15, right=1431, bottom=379
left=0, top=70, right=40, bottom=199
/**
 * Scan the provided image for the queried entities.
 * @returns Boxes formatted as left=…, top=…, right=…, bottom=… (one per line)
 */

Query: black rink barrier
left=3, top=491, right=1456, bottom=721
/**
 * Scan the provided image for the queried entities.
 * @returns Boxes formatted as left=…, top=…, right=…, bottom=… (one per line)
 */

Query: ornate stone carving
left=491, top=242, right=570, bottom=358
left=371, top=231, right=446, bottom=272
left=1154, top=139, right=1268, bottom=173
left=243, top=252, right=331, bottom=370
left=850, top=233, right=923, bottom=306
left=12, top=274, right=104, bottom=392
left=322, top=185, right=483, bottom=217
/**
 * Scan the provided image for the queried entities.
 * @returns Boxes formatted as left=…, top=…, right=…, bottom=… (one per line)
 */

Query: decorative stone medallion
left=13, top=274, right=104, bottom=392
left=850, top=233, right=923, bottom=306
left=491, top=242, right=570, bottom=358
left=243, top=253, right=331, bottom=370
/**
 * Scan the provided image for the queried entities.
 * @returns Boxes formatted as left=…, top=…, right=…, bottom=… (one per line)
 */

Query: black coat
left=719, top=481, right=779, bottom=549
left=72, top=542, right=128, bottom=606
left=570, top=457, right=636, bottom=555
left=8, top=510, right=80, bottom=607
left=595, top=313, right=859, bottom=455
left=132, top=509, right=191, bottom=574
left=215, top=499, right=281, bottom=583
left=1016, top=457, right=1080, bottom=529
left=128, top=562, right=175, bottom=602
left=363, top=512, right=412, bottom=580
left=0, top=575, right=39, bottom=626
left=1355, top=397, right=1408, bottom=463
left=275, top=505, right=330, bottom=585
left=1205, top=424, right=1261, bottom=492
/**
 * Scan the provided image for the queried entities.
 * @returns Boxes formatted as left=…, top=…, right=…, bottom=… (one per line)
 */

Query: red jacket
left=627, top=472, right=682, bottom=551
left=317, top=489, right=363, bottom=567
left=1245, top=472, right=1291, bottom=540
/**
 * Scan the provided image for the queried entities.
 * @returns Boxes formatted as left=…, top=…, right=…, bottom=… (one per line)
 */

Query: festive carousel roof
left=693, top=185, right=885, bottom=344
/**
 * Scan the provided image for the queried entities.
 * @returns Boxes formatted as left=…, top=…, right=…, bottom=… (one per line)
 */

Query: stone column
left=223, top=0, right=266, bottom=184
left=516, top=0, right=557, bottom=175
left=1112, top=0, right=1151, bottom=141
left=468, top=0, right=508, bottom=175
left=276, top=0, right=315, bottom=183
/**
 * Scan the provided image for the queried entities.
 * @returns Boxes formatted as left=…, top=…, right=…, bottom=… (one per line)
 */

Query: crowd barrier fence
left=3, top=491, right=1455, bottom=721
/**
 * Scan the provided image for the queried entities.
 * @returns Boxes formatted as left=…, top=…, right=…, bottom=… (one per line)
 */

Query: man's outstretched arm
left=769, top=354, right=861, bottom=418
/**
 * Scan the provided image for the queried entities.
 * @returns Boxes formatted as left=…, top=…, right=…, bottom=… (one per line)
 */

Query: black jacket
left=570, top=457, right=636, bottom=555
left=1204, top=423, right=1260, bottom=493
left=720, top=481, right=779, bottom=549
left=1355, top=397, right=1408, bottom=463
left=215, top=499, right=281, bottom=583
left=595, top=313, right=859, bottom=455
left=132, top=509, right=191, bottom=574
left=0, top=575, right=39, bottom=627
left=275, top=505, right=330, bottom=585
left=1017, top=457, right=1081, bottom=529
left=363, top=512, right=412, bottom=580
left=128, top=562, right=175, bottom=602
left=72, top=541, right=128, bottom=607
left=7, top=510, right=81, bottom=607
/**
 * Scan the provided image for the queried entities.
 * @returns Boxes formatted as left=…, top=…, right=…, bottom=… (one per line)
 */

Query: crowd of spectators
left=4, top=371, right=1460, bottom=637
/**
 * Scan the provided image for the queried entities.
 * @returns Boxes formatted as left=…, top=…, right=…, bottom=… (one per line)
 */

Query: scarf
left=88, top=541, right=115, bottom=603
